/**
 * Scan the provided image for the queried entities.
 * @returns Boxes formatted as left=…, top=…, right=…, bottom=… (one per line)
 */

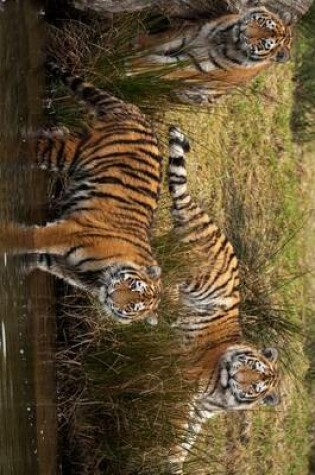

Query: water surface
left=0, top=2, right=57, bottom=474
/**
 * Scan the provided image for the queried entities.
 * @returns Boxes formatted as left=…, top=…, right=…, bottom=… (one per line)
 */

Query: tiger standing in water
left=0, top=62, right=163, bottom=325
left=167, top=126, right=280, bottom=473
left=130, top=6, right=292, bottom=104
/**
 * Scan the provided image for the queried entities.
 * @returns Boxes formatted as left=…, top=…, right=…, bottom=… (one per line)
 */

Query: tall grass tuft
left=56, top=291, right=198, bottom=474
left=220, top=156, right=305, bottom=387
left=45, top=14, right=197, bottom=118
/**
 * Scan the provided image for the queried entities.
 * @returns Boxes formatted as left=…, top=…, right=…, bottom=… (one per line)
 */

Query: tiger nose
left=233, top=369, right=259, bottom=384
left=111, top=290, right=132, bottom=305
left=246, top=25, right=275, bottom=40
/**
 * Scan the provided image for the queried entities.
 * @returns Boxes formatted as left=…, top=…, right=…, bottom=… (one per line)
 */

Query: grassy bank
left=45, top=15, right=312, bottom=475
left=158, top=65, right=309, bottom=475
left=292, top=2, right=315, bottom=142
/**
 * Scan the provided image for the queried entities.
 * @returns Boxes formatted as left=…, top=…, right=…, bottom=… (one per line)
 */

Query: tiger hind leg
left=46, top=61, right=140, bottom=122
left=28, top=128, right=83, bottom=174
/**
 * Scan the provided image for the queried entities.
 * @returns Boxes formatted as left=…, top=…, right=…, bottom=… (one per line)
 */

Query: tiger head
left=99, top=264, right=162, bottom=325
left=208, top=345, right=280, bottom=410
left=237, top=7, right=292, bottom=64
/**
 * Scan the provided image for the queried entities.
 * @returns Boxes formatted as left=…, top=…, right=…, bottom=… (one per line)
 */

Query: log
left=73, top=0, right=314, bottom=22
left=158, top=0, right=315, bottom=22
left=74, top=0, right=154, bottom=13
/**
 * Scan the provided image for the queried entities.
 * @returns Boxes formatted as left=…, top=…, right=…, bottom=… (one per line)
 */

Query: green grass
left=46, top=15, right=312, bottom=475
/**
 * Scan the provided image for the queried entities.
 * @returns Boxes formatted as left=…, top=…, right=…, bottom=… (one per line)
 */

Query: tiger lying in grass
left=167, top=126, right=280, bottom=473
left=130, top=6, right=292, bottom=105
left=0, top=62, right=163, bottom=325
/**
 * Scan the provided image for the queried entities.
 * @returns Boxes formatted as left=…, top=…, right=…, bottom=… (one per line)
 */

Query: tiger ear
left=146, top=265, right=162, bottom=280
left=279, top=11, right=292, bottom=25
left=247, top=0, right=260, bottom=5
left=278, top=10, right=297, bottom=26
left=275, top=46, right=290, bottom=63
left=146, top=313, right=158, bottom=326
left=262, top=347, right=278, bottom=362
left=262, top=392, right=280, bottom=406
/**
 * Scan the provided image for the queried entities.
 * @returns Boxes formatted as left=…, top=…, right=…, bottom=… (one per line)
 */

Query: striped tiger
left=0, top=62, right=163, bottom=325
left=130, top=6, right=292, bottom=105
left=167, top=126, right=280, bottom=473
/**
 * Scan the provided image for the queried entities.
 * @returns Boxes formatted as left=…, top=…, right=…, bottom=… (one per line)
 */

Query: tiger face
left=209, top=346, right=279, bottom=409
left=100, top=265, right=162, bottom=325
left=237, top=8, right=292, bottom=63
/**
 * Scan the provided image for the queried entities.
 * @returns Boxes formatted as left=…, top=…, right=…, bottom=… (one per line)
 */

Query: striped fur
left=0, top=62, right=163, bottom=325
left=167, top=126, right=280, bottom=472
left=131, top=6, right=292, bottom=104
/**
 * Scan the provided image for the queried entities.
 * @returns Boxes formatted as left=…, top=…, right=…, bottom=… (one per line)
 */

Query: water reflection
left=0, top=1, right=57, bottom=474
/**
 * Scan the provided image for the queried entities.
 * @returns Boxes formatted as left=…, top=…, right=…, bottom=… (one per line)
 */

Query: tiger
left=0, top=62, right=163, bottom=325
left=129, top=6, right=292, bottom=105
left=166, top=126, right=280, bottom=473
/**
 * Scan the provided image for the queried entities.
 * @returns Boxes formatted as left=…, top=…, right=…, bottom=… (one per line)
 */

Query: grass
left=44, top=13, right=312, bottom=475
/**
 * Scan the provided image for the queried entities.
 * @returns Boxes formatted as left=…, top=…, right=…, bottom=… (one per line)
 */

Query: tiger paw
left=38, top=125, right=70, bottom=139
left=167, top=459, right=184, bottom=475
left=18, top=255, right=39, bottom=276
left=24, top=125, right=70, bottom=140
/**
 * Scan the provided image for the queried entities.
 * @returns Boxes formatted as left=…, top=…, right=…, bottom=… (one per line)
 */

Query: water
left=0, top=2, right=57, bottom=474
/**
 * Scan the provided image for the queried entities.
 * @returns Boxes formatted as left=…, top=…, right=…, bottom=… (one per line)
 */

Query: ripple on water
left=1, top=320, right=7, bottom=359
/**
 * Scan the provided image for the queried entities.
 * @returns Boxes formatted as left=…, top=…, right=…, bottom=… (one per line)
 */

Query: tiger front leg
left=167, top=426, right=192, bottom=474
left=13, top=253, right=63, bottom=278
left=0, top=222, right=36, bottom=254
left=134, top=28, right=183, bottom=53
left=167, top=399, right=206, bottom=474
left=14, top=251, right=87, bottom=291
left=167, top=431, right=200, bottom=474
left=0, top=220, right=83, bottom=256
left=26, top=253, right=85, bottom=289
